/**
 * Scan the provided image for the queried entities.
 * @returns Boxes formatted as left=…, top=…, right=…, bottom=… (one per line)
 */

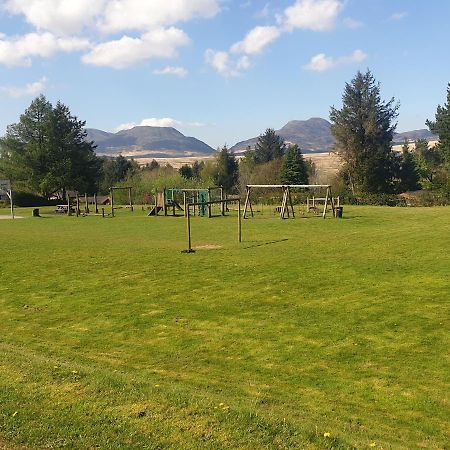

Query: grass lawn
left=0, top=205, right=449, bottom=449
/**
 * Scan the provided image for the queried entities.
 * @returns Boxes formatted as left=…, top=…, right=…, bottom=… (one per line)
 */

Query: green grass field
left=0, top=206, right=449, bottom=449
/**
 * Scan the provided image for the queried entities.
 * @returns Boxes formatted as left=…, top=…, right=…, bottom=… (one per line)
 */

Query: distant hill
left=393, top=129, right=437, bottom=143
left=86, top=126, right=214, bottom=157
left=230, top=118, right=334, bottom=154
left=230, top=118, right=438, bottom=154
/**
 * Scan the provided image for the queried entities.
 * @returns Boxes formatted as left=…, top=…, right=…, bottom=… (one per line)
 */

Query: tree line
left=1, top=72, right=450, bottom=205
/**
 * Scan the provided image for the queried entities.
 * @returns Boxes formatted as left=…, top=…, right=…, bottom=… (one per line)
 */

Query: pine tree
left=254, top=128, right=285, bottom=164
left=397, top=146, right=420, bottom=192
left=214, top=145, right=239, bottom=193
left=330, top=70, right=400, bottom=194
left=0, top=96, right=101, bottom=197
left=280, top=144, right=309, bottom=185
left=426, top=84, right=450, bottom=167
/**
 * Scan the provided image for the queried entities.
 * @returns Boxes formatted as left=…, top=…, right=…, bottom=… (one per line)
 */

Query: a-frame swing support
left=242, top=184, right=335, bottom=219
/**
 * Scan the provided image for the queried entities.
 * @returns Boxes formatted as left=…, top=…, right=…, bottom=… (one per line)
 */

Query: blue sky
left=0, top=0, right=449, bottom=148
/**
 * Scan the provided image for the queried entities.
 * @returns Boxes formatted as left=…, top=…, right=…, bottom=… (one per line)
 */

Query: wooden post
left=128, top=187, right=133, bottom=212
left=67, top=193, right=71, bottom=216
left=102, top=207, right=105, bottom=218
left=187, top=204, right=192, bottom=252
left=94, top=193, right=98, bottom=214
left=280, top=188, right=288, bottom=219
left=238, top=199, right=242, bottom=243
left=287, top=187, right=295, bottom=218
left=76, top=193, right=80, bottom=217
left=207, top=188, right=212, bottom=218
left=85, top=193, right=89, bottom=214
left=322, top=187, right=329, bottom=219
left=163, top=189, right=167, bottom=216
left=183, top=192, right=187, bottom=217
left=220, top=187, right=225, bottom=216
left=154, top=191, right=158, bottom=216
left=110, top=188, right=115, bottom=217
left=312, top=196, right=315, bottom=209
left=329, top=187, right=336, bottom=217
left=243, top=186, right=251, bottom=218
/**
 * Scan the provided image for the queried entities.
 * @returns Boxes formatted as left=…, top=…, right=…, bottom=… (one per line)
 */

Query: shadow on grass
left=243, top=238, right=289, bottom=249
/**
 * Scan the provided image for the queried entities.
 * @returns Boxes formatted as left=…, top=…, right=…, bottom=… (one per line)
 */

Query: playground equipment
left=307, top=195, right=341, bottom=213
left=183, top=197, right=242, bottom=253
left=62, top=192, right=110, bottom=216
left=110, top=186, right=133, bottom=217
left=149, top=187, right=225, bottom=217
left=243, top=184, right=336, bottom=219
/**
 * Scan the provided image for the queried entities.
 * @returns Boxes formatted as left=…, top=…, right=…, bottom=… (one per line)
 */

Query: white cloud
left=304, top=49, right=367, bottom=71
left=4, top=0, right=106, bottom=35
left=0, top=32, right=90, bottom=67
left=115, top=117, right=205, bottom=132
left=153, top=66, right=188, bottom=78
left=389, top=12, right=408, bottom=21
left=230, top=26, right=281, bottom=55
left=82, top=28, right=190, bottom=69
left=343, top=17, right=363, bottom=29
left=282, top=0, right=343, bottom=31
left=99, top=0, right=220, bottom=33
left=0, top=76, right=47, bottom=97
left=205, top=49, right=252, bottom=77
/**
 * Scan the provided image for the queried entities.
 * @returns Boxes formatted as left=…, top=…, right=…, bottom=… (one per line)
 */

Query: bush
left=13, top=191, right=59, bottom=207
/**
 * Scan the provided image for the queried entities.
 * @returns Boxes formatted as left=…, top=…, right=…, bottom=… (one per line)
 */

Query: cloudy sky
left=0, top=0, right=449, bottom=148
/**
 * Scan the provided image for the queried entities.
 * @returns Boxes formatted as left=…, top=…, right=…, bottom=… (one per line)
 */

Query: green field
left=0, top=206, right=449, bottom=449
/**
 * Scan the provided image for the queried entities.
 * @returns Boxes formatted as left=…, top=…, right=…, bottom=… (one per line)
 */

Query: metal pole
left=10, top=189, right=14, bottom=219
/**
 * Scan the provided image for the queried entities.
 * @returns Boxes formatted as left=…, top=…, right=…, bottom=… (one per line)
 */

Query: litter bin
left=32, top=208, right=40, bottom=217
left=334, top=206, right=343, bottom=218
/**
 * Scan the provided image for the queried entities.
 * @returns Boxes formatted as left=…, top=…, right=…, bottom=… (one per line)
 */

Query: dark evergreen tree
left=179, top=164, right=193, bottom=179
left=0, top=95, right=53, bottom=195
left=0, top=96, right=101, bottom=197
left=254, top=128, right=285, bottom=164
left=397, top=146, right=420, bottom=192
left=426, top=84, right=450, bottom=167
left=101, top=154, right=133, bottom=192
left=214, top=145, right=239, bottom=192
left=191, top=160, right=204, bottom=179
left=149, top=159, right=160, bottom=170
left=330, top=70, right=400, bottom=193
left=280, top=144, right=309, bottom=185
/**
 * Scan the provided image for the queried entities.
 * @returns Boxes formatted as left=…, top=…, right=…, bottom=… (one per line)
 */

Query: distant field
left=136, top=152, right=342, bottom=183
left=0, top=206, right=449, bottom=449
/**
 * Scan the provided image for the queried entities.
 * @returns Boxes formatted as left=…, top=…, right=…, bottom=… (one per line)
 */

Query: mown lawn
left=0, top=206, right=449, bottom=449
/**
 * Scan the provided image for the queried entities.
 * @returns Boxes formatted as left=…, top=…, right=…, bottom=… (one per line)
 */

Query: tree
left=100, top=155, right=133, bottom=193
left=330, top=70, right=400, bottom=193
left=253, top=128, right=285, bottom=164
left=179, top=164, right=193, bottom=179
left=427, top=83, right=450, bottom=167
left=0, top=96, right=101, bottom=197
left=397, top=143, right=420, bottom=192
left=191, top=160, right=204, bottom=179
left=149, top=159, right=160, bottom=170
left=414, top=139, right=443, bottom=188
left=214, top=145, right=239, bottom=192
left=280, top=144, right=309, bottom=185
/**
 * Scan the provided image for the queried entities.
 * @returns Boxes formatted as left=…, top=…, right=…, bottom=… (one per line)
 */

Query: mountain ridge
left=86, top=126, right=214, bottom=156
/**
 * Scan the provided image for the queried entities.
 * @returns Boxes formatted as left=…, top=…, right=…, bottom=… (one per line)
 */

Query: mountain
left=86, top=126, right=214, bottom=157
left=230, top=118, right=334, bottom=153
left=393, top=129, right=437, bottom=143
left=230, top=118, right=438, bottom=154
